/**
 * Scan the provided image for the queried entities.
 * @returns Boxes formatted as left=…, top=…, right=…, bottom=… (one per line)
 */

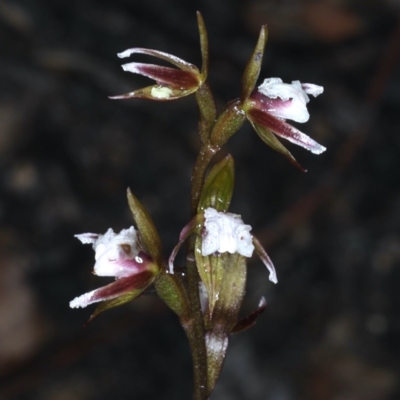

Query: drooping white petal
left=202, top=208, right=254, bottom=257
left=253, top=237, right=278, bottom=284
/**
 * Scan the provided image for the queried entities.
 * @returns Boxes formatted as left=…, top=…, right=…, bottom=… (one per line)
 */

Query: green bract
left=197, top=154, right=235, bottom=213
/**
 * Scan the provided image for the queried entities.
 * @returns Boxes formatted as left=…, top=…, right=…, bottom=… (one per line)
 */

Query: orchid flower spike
left=70, top=227, right=159, bottom=309
left=169, top=207, right=277, bottom=284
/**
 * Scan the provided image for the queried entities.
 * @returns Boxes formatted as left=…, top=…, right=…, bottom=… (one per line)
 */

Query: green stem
left=186, top=141, right=220, bottom=399
left=185, top=79, right=223, bottom=399
left=195, top=83, right=216, bottom=144
left=184, top=236, right=208, bottom=400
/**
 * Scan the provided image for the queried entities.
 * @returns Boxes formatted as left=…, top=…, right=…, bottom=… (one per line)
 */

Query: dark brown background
left=1, top=0, right=399, bottom=399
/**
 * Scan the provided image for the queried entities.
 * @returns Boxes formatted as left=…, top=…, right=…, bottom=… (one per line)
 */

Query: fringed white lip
left=202, top=208, right=254, bottom=257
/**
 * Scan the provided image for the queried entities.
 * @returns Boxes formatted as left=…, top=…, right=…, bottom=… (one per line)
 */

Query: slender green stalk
left=186, top=116, right=221, bottom=398
left=186, top=143, right=219, bottom=399
left=184, top=236, right=208, bottom=400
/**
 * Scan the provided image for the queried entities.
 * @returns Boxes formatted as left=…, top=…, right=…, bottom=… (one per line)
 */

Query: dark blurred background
left=1, top=0, right=399, bottom=399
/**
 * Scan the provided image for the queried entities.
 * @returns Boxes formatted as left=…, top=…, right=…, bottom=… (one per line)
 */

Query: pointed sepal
left=197, top=11, right=209, bottom=80
left=120, top=63, right=199, bottom=88
left=111, top=47, right=202, bottom=101
left=231, top=296, right=267, bottom=333
left=87, top=287, right=148, bottom=323
left=70, top=268, right=156, bottom=310
left=194, top=12, right=216, bottom=143
left=249, top=120, right=306, bottom=172
left=117, top=47, right=198, bottom=72
left=240, top=25, right=268, bottom=102
left=127, top=188, right=163, bottom=264
left=248, top=108, right=326, bottom=155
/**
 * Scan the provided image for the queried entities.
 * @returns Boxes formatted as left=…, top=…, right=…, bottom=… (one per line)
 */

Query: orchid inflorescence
left=70, top=12, right=325, bottom=399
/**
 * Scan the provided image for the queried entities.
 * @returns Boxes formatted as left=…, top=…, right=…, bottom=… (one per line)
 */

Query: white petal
left=74, top=233, right=99, bottom=244
left=300, top=83, right=324, bottom=97
left=259, top=78, right=309, bottom=103
left=69, top=290, right=97, bottom=309
left=258, top=296, right=267, bottom=308
left=117, top=49, right=137, bottom=58
left=121, top=62, right=142, bottom=73
left=253, top=237, right=278, bottom=284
